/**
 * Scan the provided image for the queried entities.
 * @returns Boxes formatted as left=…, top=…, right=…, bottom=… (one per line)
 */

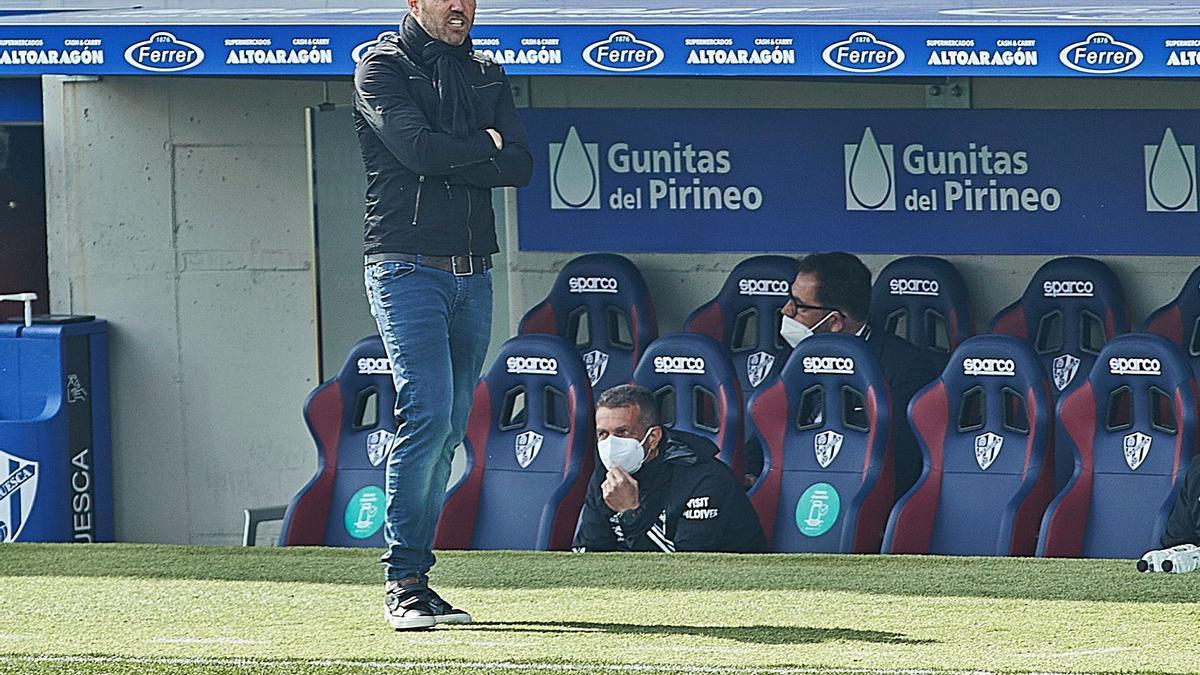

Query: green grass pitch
left=2, top=544, right=1200, bottom=674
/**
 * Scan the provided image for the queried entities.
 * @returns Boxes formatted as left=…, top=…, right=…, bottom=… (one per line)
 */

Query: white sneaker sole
left=434, top=611, right=472, bottom=625
left=385, top=610, right=437, bottom=631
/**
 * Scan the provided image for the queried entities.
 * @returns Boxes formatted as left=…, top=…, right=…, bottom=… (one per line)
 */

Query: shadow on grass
left=2, top=544, right=1197, bottom=604
left=464, top=620, right=935, bottom=646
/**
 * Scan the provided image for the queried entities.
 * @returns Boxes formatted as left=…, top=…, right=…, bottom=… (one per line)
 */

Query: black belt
left=365, top=252, right=492, bottom=276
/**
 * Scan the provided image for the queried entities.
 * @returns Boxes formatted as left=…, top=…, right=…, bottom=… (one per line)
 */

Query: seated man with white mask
left=573, top=384, right=766, bottom=553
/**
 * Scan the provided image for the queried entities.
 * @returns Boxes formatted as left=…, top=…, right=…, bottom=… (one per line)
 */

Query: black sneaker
left=427, top=588, right=472, bottom=625
left=384, top=584, right=436, bottom=630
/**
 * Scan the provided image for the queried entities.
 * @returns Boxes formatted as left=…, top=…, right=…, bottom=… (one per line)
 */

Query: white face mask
left=597, top=427, right=654, bottom=474
left=780, top=311, right=835, bottom=348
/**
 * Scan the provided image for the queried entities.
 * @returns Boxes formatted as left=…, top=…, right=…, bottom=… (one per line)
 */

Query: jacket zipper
left=411, top=175, right=425, bottom=226
left=466, top=188, right=474, bottom=255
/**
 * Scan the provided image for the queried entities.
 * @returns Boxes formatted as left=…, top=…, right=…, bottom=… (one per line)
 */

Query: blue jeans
left=364, top=259, right=492, bottom=583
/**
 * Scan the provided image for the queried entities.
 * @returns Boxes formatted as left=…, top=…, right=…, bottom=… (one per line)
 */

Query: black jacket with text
left=573, top=430, right=767, bottom=553
left=353, top=29, right=532, bottom=257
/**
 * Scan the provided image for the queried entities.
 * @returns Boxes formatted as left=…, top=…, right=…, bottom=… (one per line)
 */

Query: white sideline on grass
left=0, top=655, right=1064, bottom=675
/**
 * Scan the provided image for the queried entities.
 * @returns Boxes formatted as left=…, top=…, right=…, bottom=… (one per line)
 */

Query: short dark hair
left=596, top=384, right=660, bottom=429
left=796, top=252, right=872, bottom=323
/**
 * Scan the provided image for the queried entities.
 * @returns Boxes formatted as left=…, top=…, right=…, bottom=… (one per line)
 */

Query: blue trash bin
left=0, top=315, right=112, bottom=543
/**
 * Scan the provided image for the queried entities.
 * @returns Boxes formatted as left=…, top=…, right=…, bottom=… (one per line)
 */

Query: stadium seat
left=684, top=255, right=799, bottom=399
left=1038, top=334, right=1197, bottom=559
left=518, top=253, right=657, bottom=397
left=1144, top=264, right=1200, bottom=364
left=990, top=257, right=1129, bottom=396
left=632, top=332, right=744, bottom=474
left=871, top=256, right=973, bottom=356
left=277, top=336, right=395, bottom=547
left=882, top=335, right=1056, bottom=556
left=990, top=257, right=1129, bottom=489
left=435, top=334, right=595, bottom=551
left=747, top=334, right=894, bottom=552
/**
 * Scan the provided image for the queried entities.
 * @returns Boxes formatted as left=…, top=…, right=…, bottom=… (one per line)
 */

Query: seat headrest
left=992, top=257, right=1127, bottom=335
left=540, top=253, right=654, bottom=320
left=872, top=256, right=972, bottom=353
left=778, top=333, right=886, bottom=396
left=634, top=332, right=739, bottom=391
left=485, top=334, right=593, bottom=397
left=1145, top=264, right=1200, bottom=349
left=1087, top=333, right=1194, bottom=393
left=715, top=255, right=800, bottom=310
left=939, top=335, right=1048, bottom=398
left=334, top=336, right=392, bottom=387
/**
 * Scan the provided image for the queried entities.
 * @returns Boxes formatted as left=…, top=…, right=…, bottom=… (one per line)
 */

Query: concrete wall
left=41, top=73, right=1200, bottom=544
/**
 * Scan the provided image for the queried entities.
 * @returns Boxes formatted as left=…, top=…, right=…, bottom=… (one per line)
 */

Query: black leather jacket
left=353, top=27, right=532, bottom=257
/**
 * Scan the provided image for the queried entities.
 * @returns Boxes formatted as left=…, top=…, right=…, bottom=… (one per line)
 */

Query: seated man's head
left=780, top=251, right=872, bottom=347
left=595, top=384, right=663, bottom=474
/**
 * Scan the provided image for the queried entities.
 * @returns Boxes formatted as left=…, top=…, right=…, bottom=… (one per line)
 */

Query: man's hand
left=485, top=128, right=504, bottom=150
left=602, top=467, right=640, bottom=513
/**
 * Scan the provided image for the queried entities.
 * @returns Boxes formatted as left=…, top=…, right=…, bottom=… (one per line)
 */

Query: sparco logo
left=963, top=358, right=1016, bottom=376
left=582, top=30, right=664, bottom=72
left=1109, top=357, right=1162, bottom=376
left=802, top=356, right=855, bottom=375
left=889, top=278, right=940, bottom=296
left=738, top=278, right=790, bottom=297
left=124, top=32, right=204, bottom=72
left=357, top=357, right=391, bottom=375
left=822, top=31, right=905, bottom=73
left=568, top=276, right=618, bottom=294
left=507, top=356, right=559, bottom=375
left=1059, top=32, right=1143, bottom=74
left=1042, top=280, right=1094, bottom=298
left=654, top=356, right=706, bottom=374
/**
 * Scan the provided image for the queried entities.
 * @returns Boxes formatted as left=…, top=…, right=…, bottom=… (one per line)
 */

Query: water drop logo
left=1059, top=32, right=1142, bottom=74
left=1146, top=127, right=1197, bottom=212
left=844, top=127, right=895, bottom=211
left=549, top=126, right=600, bottom=210
left=124, top=31, right=204, bottom=73
left=822, top=32, right=904, bottom=73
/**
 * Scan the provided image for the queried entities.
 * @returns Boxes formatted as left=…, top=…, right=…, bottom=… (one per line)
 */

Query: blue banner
left=4, top=23, right=1200, bottom=77
left=517, top=109, right=1200, bottom=255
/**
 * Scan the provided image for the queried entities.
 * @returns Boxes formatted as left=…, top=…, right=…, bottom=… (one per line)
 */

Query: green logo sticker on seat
left=796, top=482, right=840, bottom=537
left=345, top=486, right=385, bottom=539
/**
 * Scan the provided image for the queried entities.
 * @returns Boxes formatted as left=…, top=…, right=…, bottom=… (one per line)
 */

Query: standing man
left=354, top=0, right=532, bottom=631
left=758, top=252, right=942, bottom=501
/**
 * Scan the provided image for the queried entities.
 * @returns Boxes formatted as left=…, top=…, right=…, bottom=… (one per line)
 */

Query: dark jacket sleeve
left=453, top=70, right=533, bottom=189
left=354, top=53, right=498, bottom=176
left=573, top=471, right=620, bottom=552
left=673, top=467, right=765, bottom=553
left=1162, top=462, right=1200, bottom=547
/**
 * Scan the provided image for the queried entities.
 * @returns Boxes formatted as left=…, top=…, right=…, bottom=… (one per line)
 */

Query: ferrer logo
left=802, top=356, right=855, bottom=375
left=1059, top=32, right=1143, bottom=74
left=1109, top=357, right=1162, bottom=376
left=963, top=358, right=1016, bottom=376
left=822, top=32, right=905, bottom=73
left=125, top=32, right=204, bottom=72
left=507, top=356, right=559, bottom=376
left=583, top=31, right=664, bottom=72
left=352, top=31, right=397, bottom=63
left=654, top=356, right=706, bottom=375
left=568, top=276, right=618, bottom=294
left=1042, top=280, right=1094, bottom=298
left=889, top=278, right=940, bottom=296
left=738, top=278, right=790, bottom=297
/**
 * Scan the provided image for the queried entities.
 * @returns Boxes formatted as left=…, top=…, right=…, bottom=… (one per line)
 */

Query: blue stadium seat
left=518, top=253, right=657, bottom=396
left=684, top=255, right=799, bottom=399
left=871, top=256, right=973, bottom=356
left=435, top=334, right=595, bottom=551
left=990, top=257, right=1129, bottom=490
left=883, top=335, right=1056, bottom=556
left=747, top=334, right=894, bottom=553
left=279, top=336, right=395, bottom=547
left=633, top=333, right=744, bottom=474
left=1144, top=264, right=1200, bottom=365
left=1038, top=334, right=1197, bottom=559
